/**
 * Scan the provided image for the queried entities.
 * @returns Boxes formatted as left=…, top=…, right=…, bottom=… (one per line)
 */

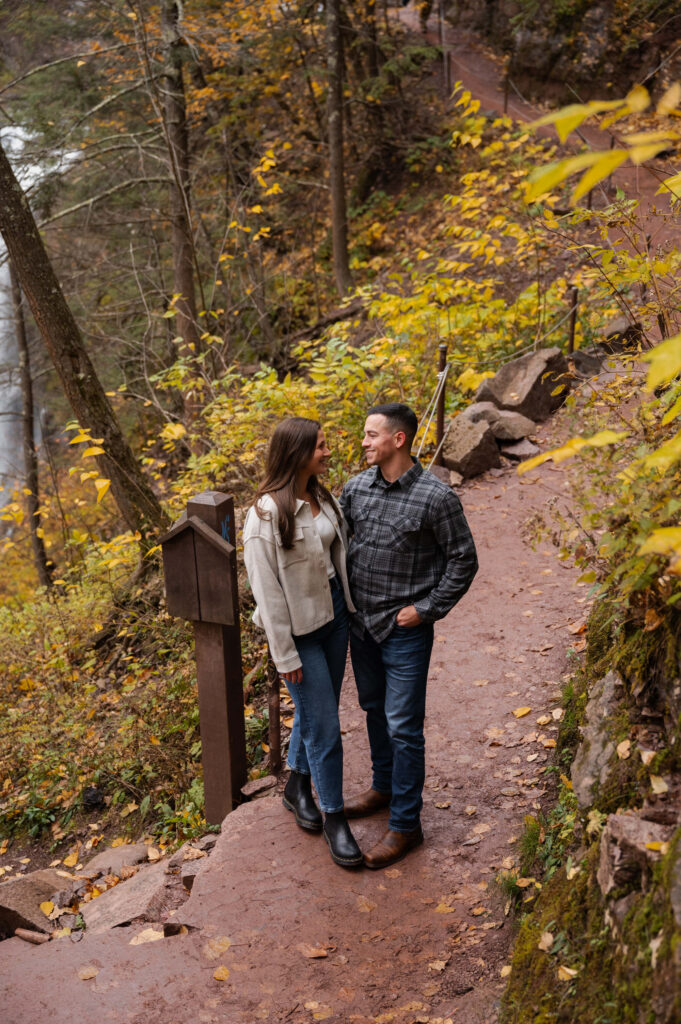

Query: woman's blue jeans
left=285, top=576, right=348, bottom=814
left=349, top=621, right=434, bottom=832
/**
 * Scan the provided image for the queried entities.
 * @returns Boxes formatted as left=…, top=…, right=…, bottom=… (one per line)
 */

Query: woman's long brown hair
left=254, top=417, right=340, bottom=548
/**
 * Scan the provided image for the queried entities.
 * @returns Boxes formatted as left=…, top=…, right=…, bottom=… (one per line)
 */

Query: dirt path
left=0, top=415, right=587, bottom=1024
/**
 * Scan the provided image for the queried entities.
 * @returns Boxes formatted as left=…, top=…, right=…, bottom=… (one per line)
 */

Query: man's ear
left=394, top=430, right=407, bottom=450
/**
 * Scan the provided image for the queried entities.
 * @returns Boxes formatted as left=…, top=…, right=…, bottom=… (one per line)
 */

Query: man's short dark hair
left=367, top=402, right=418, bottom=449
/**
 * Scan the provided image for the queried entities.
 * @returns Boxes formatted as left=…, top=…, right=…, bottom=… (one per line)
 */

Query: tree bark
left=8, top=259, right=53, bottom=588
left=160, top=0, right=202, bottom=359
left=326, top=0, right=353, bottom=296
left=0, top=140, right=168, bottom=541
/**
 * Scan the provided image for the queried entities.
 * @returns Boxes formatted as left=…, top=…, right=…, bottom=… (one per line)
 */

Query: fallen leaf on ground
left=471, top=906, right=487, bottom=916
left=203, top=936, right=232, bottom=960
left=297, top=944, right=329, bottom=958
left=526, top=753, right=539, bottom=762
left=512, top=707, right=531, bottom=719
left=434, top=902, right=455, bottom=914
left=523, top=610, right=533, bottom=617
left=78, top=966, right=99, bottom=981
left=63, top=851, right=79, bottom=868
left=147, top=847, right=161, bottom=862
left=52, top=927, right=71, bottom=939
left=557, top=965, right=579, bottom=980
left=435, top=802, right=451, bottom=809
left=568, top=621, right=586, bottom=635
left=543, top=738, right=557, bottom=749
left=538, top=931, right=554, bottom=952
left=357, top=896, right=376, bottom=912
left=473, top=823, right=491, bottom=835
left=501, top=857, right=514, bottom=869
left=617, top=739, right=631, bottom=760
left=428, top=959, right=449, bottom=971
left=552, top=708, right=564, bottom=720
left=516, top=877, right=535, bottom=888
left=464, top=805, right=477, bottom=816
left=213, top=965, right=230, bottom=981
left=571, top=639, right=587, bottom=653
left=183, top=847, right=207, bottom=862
left=282, top=717, right=294, bottom=729
left=119, top=864, right=138, bottom=880
left=536, top=715, right=551, bottom=726
left=385, top=868, right=401, bottom=878
left=40, top=901, right=54, bottom=917
left=500, top=965, right=512, bottom=977
left=645, top=841, right=670, bottom=854
left=129, top=928, right=164, bottom=946
left=120, top=802, right=138, bottom=818
left=462, top=836, right=481, bottom=846
left=111, top=837, right=127, bottom=848
left=650, top=775, right=669, bottom=794
left=473, top=679, right=489, bottom=687
left=640, top=749, right=656, bottom=766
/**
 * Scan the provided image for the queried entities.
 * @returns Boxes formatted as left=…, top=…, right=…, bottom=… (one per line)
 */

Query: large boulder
left=571, top=670, right=623, bottom=811
left=601, top=315, right=643, bottom=353
left=597, top=812, right=673, bottom=897
left=441, top=417, right=501, bottom=478
left=80, top=859, right=181, bottom=933
left=0, top=868, right=66, bottom=938
left=475, top=347, right=570, bottom=421
left=461, top=402, right=536, bottom=442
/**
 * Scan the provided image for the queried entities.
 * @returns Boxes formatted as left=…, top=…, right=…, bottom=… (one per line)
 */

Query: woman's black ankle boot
left=283, top=771, right=323, bottom=831
left=323, top=811, right=363, bottom=868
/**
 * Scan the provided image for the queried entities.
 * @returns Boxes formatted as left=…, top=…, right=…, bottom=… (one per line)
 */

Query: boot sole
left=282, top=795, right=323, bottom=832
left=323, top=829, right=364, bottom=868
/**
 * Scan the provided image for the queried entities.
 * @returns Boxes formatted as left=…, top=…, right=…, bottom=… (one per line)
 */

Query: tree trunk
left=9, top=259, right=53, bottom=588
left=0, top=140, right=169, bottom=541
left=326, top=0, right=353, bottom=296
left=160, top=0, right=202, bottom=359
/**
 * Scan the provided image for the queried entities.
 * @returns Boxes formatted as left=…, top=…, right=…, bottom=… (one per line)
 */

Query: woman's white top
left=313, top=507, right=337, bottom=578
left=243, top=494, right=356, bottom=673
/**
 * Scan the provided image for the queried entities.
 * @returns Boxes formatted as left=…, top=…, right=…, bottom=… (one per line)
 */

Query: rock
left=240, top=775, right=278, bottom=801
left=602, top=315, right=643, bottom=352
left=427, top=464, right=450, bottom=485
left=441, top=418, right=501, bottom=478
left=570, top=670, right=624, bottom=811
left=475, top=347, right=570, bottom=421
left=180, top=859, right=205, bottom=893
left=499, top=439, right=540, bottom=461
left=81, top=841, right=152, bottom=879
left=449, top=469, right=464, bottom=486
left=193, top=833, right=219, bottom=852
left=0, top=869, right=66, bottom=938
left=80, top=861, right=179, bottom=933
left=597, top=812, right=673, bottom=897
left=670, top=847, right=681, bottom=929
left=461, top=402, right=536, bottom=441
left=81, top=785, right=106, bottom=810
left=570, top=348, right=605, bottom=377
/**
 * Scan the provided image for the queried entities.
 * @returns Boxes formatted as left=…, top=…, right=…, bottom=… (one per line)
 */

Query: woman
left=243, top=417, right=362, bottom=869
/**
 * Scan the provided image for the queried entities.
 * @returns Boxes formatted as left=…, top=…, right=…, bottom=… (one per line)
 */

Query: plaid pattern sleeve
left=340, top=461, right=478, bottom=643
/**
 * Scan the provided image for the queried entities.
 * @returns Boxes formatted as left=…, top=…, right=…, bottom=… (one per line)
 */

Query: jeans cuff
left=388, top=820, right=421, bottom=833
left=286, top=763, right=311, bottom=776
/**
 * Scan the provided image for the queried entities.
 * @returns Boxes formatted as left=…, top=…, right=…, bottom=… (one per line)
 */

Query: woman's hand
left=396, top=605, right=422, bottom=628
left=281, top=667, right=303, bottom=684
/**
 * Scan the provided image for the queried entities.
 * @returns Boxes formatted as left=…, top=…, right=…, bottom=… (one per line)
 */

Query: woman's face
left=302, top=429, right=331, bottom=477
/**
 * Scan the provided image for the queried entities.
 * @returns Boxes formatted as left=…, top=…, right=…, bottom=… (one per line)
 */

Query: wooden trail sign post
left=161, top=491, right=247, bottom=825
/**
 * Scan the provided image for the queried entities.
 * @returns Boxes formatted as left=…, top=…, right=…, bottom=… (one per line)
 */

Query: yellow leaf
left=512, top=707, right=532, bottom=718
left=639, top=527, right=681, bottom=564
left=500, top=964, right=512, bottom=978
left=517, top=430, right=627, bottom=475
left=52, top=927, right=72, bottom=939
left=94, top=478, right=111, bottom=503
left=434, top=902, right=455, bottom=913
left=78, top=966, right=99, bottom=980
left=640, top=430, right=681, bottom=474
left=63, top=851, right=79, bottom=868
left=159, top=422, right=187, bottom=441
left=40, top=900, right=54, bottom=917
left=661, top=394, right=681, bottom=426
left=657, top=172, right=681, bottom=199
left=650, top=775, right=669, bottom=794
left=82, top=446, right=105, bottom=457
left=572, top=150, right=628, bottom=202
left=129, top=928, right=164, bottom=945
left=642, top=334, right=681, bottom=392
left=658, top=83, right=681, bottom=115
left=538, top=931, right=554, bottom=952
left=557, top=965, right=579, bottom=981
left=525, top=153, right=600, bottom=202
left=645, top=841, right=670, bottom=854
left=203, top=936, right=232, bottom=960
left=120, top=801, right=138, bottom=818
left=617, top=739, right=631, bottom=759
left=357, top=896, right=376, bottom=912
left=213, top=965, right=230, bottom=981
left=529, top=100, right=621, bottom=143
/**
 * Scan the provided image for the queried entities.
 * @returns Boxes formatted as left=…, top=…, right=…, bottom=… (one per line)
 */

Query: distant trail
left=402, top=5, right=681, bottom=263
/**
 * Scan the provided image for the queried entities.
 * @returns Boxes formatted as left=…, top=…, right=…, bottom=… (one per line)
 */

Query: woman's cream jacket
left=243, top=493, right=356, bottom=673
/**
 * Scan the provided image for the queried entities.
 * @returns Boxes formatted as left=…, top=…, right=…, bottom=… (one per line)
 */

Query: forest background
left=0, top=4, right=681, bottom=1001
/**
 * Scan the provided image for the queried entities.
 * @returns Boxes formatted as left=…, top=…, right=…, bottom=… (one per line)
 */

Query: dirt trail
left=1, top=16, right=666, bottom=1024
left=0, top=420, right=586, bottom=1024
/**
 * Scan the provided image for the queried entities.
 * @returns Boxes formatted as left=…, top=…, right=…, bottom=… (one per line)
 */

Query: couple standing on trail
left=243, top=404, right=478, bottom=870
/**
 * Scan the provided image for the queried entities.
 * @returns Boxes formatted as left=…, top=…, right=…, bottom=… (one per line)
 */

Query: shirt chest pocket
left=355, top=509, right=421, bottom=552
left=275, top=526, right=307, bottom=566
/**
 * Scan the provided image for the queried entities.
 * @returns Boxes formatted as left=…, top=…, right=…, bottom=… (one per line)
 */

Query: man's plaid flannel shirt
left=340, top=460, right=478, bottom=643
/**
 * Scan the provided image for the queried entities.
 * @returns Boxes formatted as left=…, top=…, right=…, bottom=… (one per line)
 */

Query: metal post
left=186, top=492, right=247, bottom=824
left=435, top=343, right=448, bottom=466
left=568, top=286, right=579, bottom=354
left=266, top=654, right=282, bottom=772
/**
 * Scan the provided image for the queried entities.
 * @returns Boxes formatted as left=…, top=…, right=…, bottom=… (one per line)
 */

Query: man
left=340, top=403, right=478, bottom=869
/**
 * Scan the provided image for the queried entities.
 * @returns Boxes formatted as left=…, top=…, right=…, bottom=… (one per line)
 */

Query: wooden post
left=568, top=286, right=579, bottom=354
left=267, top=654, right=282, bottom=772
left=435, top=343, right=448, bottom=466
left=658, top=312, right=669, bottom=339
left=161, top=491, right=248, bottom=825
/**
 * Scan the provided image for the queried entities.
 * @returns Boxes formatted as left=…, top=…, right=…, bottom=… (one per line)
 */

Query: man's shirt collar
left=369, top=457, right=423, bottom=490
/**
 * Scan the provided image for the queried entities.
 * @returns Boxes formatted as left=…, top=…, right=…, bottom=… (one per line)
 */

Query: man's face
left=362, top=414, right=404, bottom=467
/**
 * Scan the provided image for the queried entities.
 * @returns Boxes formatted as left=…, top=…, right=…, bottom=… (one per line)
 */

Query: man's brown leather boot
left=343, top=788, right=391, bottom=819
left=363, top=827, right=424, bottom=869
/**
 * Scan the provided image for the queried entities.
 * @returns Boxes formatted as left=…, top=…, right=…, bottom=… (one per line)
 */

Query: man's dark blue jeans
left=349, top=621, right=434, bottom=832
